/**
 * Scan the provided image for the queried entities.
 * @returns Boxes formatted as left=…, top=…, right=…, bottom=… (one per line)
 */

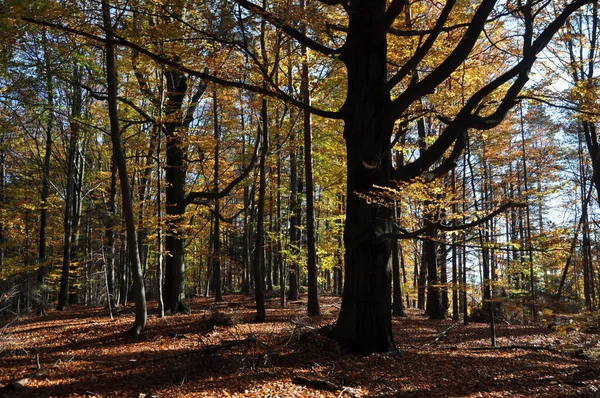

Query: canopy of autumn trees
left=0, top=0, right=599, bottom=354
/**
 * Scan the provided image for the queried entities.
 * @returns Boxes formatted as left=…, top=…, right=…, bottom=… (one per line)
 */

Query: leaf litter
left=1, top=295, right=599, bottom=397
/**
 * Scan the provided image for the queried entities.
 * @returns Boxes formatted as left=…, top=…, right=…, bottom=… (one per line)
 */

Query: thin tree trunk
left=252, top=100, right=268, bottom=322
left=392, top=197, right=405, bottom=316
left=105, top=158, right=117, bottom=309
left=277, top=111, right=285, bottom=307
left=102, top=0, right=147, bottom=336
left=57, top=66, right=81, bottom=311
left=68, top=137, right=85, bottom=305
left=519, top=105, right=537, bottom=321
left=439, top=223, right=448, bottom=311
left=288, top=79, right=299, bottom=301
left=24, top=211, right=31, bottom=313
left=417, top=242, right=427, bottom=310
left=0, top=133, right=5, bottom=273
left=333, top=196, right=344, bottom=296
left=37, top=28, right=54, bottom=315
left=392, top=237, right=406, bottom=316
left=156, top=110, right=165, bottom=318
left=300, top=10, right=319, bottom=315
left=136, top=125, right=158, bottom=279
left=267, top=185, right=274, bottom=291
left=451, top=170, right=459, bottom=320
left=578, top=128, right=595, bottom=310
left=424, top=224, right=445, bottom=319
left=462, top=152, right=468, bottom=325
left=212, top=89, right=223, bottom=302
left=119, top=226, right=128, bottom=305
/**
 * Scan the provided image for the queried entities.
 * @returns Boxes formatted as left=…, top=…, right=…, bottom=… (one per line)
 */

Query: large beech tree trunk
left=163, top=128, right=187, bottom=313
left=333, top=0, right=395, bottom=353
left=161, top=69, right=200, bottom=314
left=161, top=68, right=205, bottom=313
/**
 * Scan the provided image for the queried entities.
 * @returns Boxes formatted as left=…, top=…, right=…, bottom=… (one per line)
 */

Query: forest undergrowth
left=1, top=295, right=599, bottom=397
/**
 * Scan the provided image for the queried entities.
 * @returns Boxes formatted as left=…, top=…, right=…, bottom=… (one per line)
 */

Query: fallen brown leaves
left=1, top=296, right=599, bottom=397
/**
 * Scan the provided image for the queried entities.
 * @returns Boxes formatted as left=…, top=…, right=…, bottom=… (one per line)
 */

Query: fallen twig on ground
left=3, top=356, right=74, bottom=391
left=291, top=319, right=316, bottom=330
left=423, top=324, right=457, bottom=346
left=201, top=335, right=258, bottom=354
left=440, top=345, right=557, bottom=352
left=292, top=375, right=341, bottom=392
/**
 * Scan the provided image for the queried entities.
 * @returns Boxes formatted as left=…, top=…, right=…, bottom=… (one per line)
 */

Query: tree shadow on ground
left=2, top=295, right=599, bottom=398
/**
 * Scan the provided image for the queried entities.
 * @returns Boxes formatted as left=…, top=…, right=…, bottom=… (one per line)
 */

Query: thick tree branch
left=112, top=32, right=341, bottom=119
left=183, top=124, right=261, bottom=206
left=183, top=81, right=208, bottom=129
left=386, top=0, right=457, bottom=91
left=207, top=184, right=256, bottom=222
left=77, top=80, right=160, bottom=126
left=419, top=130, right=466, bottom=182
left=317, top=0, right=348, bottom=5
left=393, top=58, right=526, bottom=180
left=387, top=8, right=518, bottom=37
left=437, top=202, right=526, bottom=232
left=389, top=0, right=497, bottom=119
left=457, top=0, right=593, bottom=130
left=388, top=22, right=469, bottom=37
left=20, top=16, right=343, bottom=120
left=392, top=0, right=591, bottom=181
left=236, top=0, right=342, bottom=57
left=131, top=52, right=161, bottom=108
left=384, top=0, right=406, bottom=27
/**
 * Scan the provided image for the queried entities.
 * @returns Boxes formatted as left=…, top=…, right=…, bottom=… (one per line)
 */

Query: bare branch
left=518, top=95, right=600, bottom=117
left=378, top=201, right=526, bottom=241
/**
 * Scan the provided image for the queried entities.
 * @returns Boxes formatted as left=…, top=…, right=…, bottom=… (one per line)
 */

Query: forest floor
left=1, top=294, right=600, bottom=397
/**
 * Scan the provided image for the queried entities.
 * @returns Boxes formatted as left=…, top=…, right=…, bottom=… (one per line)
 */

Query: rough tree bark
left=332, top=1, right=395, bottom=353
